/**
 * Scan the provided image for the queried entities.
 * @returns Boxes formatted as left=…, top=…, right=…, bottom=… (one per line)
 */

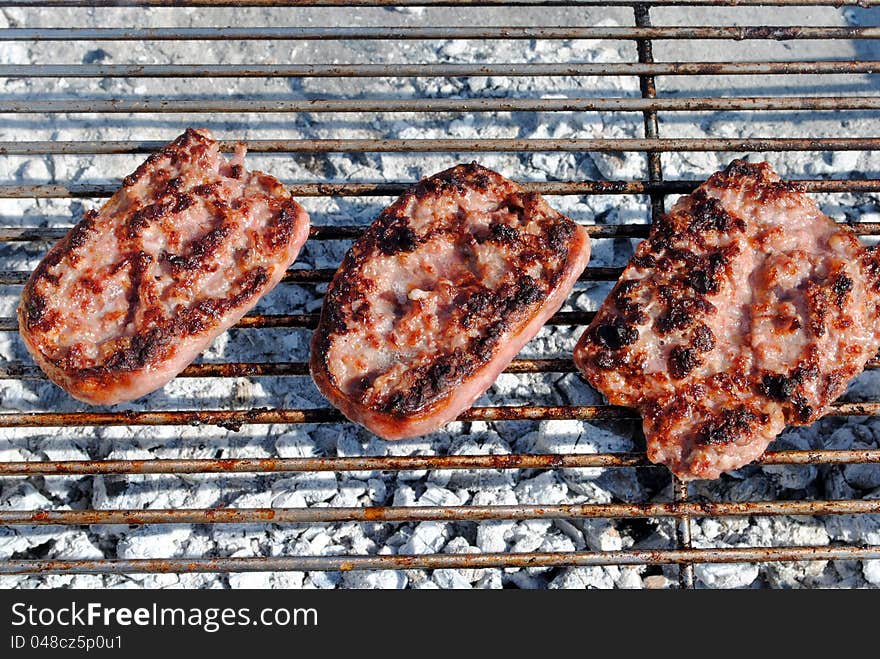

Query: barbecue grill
left=1, top=0, right=880, bottom=589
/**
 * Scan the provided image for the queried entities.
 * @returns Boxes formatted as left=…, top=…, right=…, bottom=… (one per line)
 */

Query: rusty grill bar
left=5, top=400, right=880, bottom=428
left=4, top=499, right=880, bottom=526
left=5, top=137, right=880, bottom=154
left=9, top=96, right=880, bottom=113
left=1, top=1, right=879, bottom=587
left=2, top=61, right=879, bottom=77
left=3, top=448, right=880, bottom=476
left=5, top=545, right=880, bottom=578
left=3, top=1, right=880, bottom=6
left=6, top=25, right=880, bottom=40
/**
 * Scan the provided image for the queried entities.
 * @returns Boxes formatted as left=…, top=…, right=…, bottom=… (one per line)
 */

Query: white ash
left=1, top=4, right=879, bottom=590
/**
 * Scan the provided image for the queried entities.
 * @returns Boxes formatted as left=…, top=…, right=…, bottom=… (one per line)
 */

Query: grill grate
left=2, top=0, right=880, bottom=589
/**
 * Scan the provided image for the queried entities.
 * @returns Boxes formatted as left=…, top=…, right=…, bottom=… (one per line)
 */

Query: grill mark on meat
left=311, top=162, right=591, bottom=438
left=489, top=222, right=520, bottom=244
left=590, top=320, right=639, bottom=351
left=696, top=408, right=766, bottom=446
left=691, top=323, right=716, bottom=352
left=162, top=224, right=232, bottom=274
left=832, top=273, right=854, bottom=306
left=376, top=218, right=419, bottom=255
left=687, top=190, right=744, bottom=236
left=370, top=270, right=545, bottom=417
left=655, top=294, right=717, bottom=336
left=669, top=346, right=701, bottom=380
left=575, top=159, right=880, bottom=480
left=18, top=129, right=310, bottom=404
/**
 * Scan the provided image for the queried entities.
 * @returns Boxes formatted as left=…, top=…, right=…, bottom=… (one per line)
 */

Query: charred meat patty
left=574, top=160, right=880, bottom=480
left=19, top=128, right=310, bottom=405
left=311, top=162, right=591, bottom=439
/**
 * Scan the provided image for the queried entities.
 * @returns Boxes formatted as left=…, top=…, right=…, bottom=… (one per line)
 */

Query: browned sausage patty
left=311, top=162, right=591, bottom=439
left=19, top=128, right=310, bottom=405
left=575, top=160, right=880, bottom=479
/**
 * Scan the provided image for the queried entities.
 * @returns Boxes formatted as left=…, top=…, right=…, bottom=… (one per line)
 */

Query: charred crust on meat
left=613, top=279, right=649, bottom=324
left=696, top=408, right=766, bottom=446
left=490, top=222, right=519, bottom=243
left=668, top=345, right=700, bottom=380
left=508, top=275, right=543, bottom=309
left=380, top=354, right=466, bottom=416
left=862, top=249, right=880, bottom=294
left=23, top=294, right=47, bottom=329
left=593, top=350, right=623, bottom=370
left=632, top=253, right=656, bottom=269
left=758, top=366, right=819, bottom=408
left=418, top=162, right=494, bottom=197
left=805, top=280, right=834, bottom=337
left=690, top=323, right=716, bottom=353
left=123, top=128, right=210, bottom=187
left=543, top=214, right=575, bottom=253
left=191, top=182, right=222, bottom=198
left=265, top=203, right=300, bottom=250
left=720, top=159, right=765, bottom=180
left=711, top=159, right=803, bottom=199
left=75, top=266, right=272, bottom=378
left=686, top=190, right=743, bottom=234
left=590, top=320, right=639, bottom=351
left=126, top=198, right=176, bottom=239
left=832, top=273, right=853, bottom=306
left=686, top=251, right=732, bottom=295
left=655, top=295, right=716, bottom=335
left=793, top=397, right=814, bottom=423
left=67, top=211, right=97, bottom=251
left=173, top=193, right=194, bottom=214
left=461, top=288, right=498, bottom=329
left=163, top=224, right=231, bottom=274
left=375, top=219, right=418, bottom=255
left=759, top=373, right=796, bottom=402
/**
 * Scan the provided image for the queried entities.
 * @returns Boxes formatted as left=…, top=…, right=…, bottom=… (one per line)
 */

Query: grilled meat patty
left=311, top=163, right=591, bottom=439
left=19, top=128, right=310, bottom=405
left=574, top=160, right=880, bottom=480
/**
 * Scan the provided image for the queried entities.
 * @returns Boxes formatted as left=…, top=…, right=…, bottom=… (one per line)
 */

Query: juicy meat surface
left=574, top=160, right=880, bottom=480
left=19, top=128, right=310, bottom=405
left=311, top=162, right=591, bottom=439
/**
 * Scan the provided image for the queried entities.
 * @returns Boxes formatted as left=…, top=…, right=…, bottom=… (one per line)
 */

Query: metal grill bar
left=3, top=546, right=879, bottom=576
left=3, top=500, right=880, bottom=527
left=4, top=138, right=880, bottom=155
left=634, top=1, right=692, bottom=590
left=2, top=1, right=878, bottom=7
left=1, top=61, right=877, bottom=78
left=3, top=27, right=879, bottom=42
left=6, top=96, right=880, bottom=114
left=2, top=401, right=880, bottom=428
left=673, top=478, right=695, bottom=588
left=634, top=2, right=665, bottom=252
left=3, top=178, right=880, bottom=200
left=2, top=449, right=879, bottom=477
left=3, top=1, right=879, bottom=7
